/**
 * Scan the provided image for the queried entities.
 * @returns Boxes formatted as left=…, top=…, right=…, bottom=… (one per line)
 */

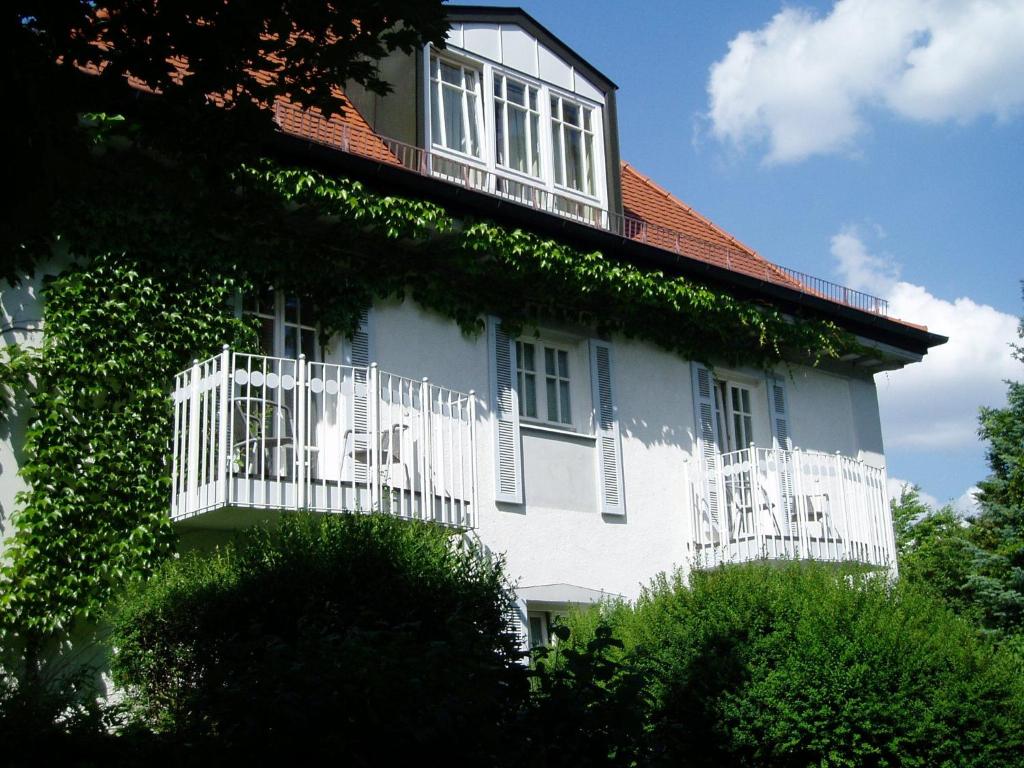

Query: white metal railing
left=272, top=100, right=890, bottom=317
left=690, top=446, right=896, bottom=569
left=170, top=347, right=477, bottom=528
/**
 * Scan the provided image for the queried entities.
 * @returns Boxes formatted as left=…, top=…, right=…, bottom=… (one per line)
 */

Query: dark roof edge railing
left=273, top=102, right=889, bottom=318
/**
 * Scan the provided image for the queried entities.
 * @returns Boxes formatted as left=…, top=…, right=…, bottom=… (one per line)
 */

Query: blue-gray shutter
left=766, top=374, right=792, bottom=450
left=766, top=373, right=795, bottom=524
left=589, top=339, right=625, bottom=515
left=488, top=316, right=523, bottom=504
left=346, top=308, right=373, bottom=482
left=691, top=362, right=721, bottom=529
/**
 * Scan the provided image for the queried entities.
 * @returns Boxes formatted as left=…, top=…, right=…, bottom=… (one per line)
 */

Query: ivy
left=0, top=117, right=859, bottom=647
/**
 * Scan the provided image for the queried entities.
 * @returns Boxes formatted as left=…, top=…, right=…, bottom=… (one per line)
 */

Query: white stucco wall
left=366, top=298, right=889, bottom=601
left=0, top=279, right=892, bottom=601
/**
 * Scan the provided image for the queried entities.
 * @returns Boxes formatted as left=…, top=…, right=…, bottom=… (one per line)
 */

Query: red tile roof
left=620, top=162, right=804, bottom=290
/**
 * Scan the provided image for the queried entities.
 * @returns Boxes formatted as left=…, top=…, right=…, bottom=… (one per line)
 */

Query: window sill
left=520, top=422, right=597, bottom=443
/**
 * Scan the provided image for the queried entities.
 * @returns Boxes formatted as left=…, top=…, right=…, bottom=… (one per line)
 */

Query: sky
left=468, top=0, right=1024, bottom=511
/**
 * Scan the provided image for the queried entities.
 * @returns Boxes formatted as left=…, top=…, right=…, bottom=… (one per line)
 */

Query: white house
left=0, top=6, right=945, bottom=649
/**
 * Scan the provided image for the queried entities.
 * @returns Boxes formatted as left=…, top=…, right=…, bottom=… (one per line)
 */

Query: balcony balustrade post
left=834, top=451, right=851, bottom=562
left=468, top=390, right=478, bottom=529
left=295, top=354, right=306, bottom=510
left=421, top=377, right=432, bottom=522
left=186, top=360, right=201, bottom=516
left=791, top=448, right=808, bottom=560
left=369, top=363, right=381, bottom=512
left=218, top=346, right=231, bottom=508
left=750, top=443, right=763, bottom=562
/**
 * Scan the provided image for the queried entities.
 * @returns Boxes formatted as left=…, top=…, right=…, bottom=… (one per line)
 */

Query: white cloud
left=707, top=0, right=1024, bottom=163
left=831, top=226, right=1019, bottom=452
left=887, top=476, right=939, bottom=508
left=953, top=486, right=981, bottom=517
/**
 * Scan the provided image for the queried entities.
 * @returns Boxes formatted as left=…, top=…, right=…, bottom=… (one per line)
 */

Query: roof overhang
left=518, top=583, right=623, bottom=607
left=271, top=133, right=947, bottom=361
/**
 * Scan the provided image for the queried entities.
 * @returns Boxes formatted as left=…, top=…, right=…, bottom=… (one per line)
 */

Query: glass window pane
left=557, top=350, right=568, bottom=377
left=285, top=296, right=299, bottom=324
left=301, top=328, right=316, bottom=361
left=494, top=102, right=504, bottom=165
left=467, top=92, right=480, bottom=156
left=559, top=380, right=571, bottom=423
left=521, top=342, right=535, bottom=371
left=259, top=317, right=275, bottom=355
left=552, top=123, right=563, bottom=184
left=507, top=79, right=525, bottom=106
left=545, top=347, right=556, bottom=376
left=431, top=57, right=439, bottom=79
left=742, top=389, right=751, bottom=412
left=584, top=133, right=595, bottom=195
left=744, top=416, right=753, bottom=444
left=494, top=74, right=503, bottom=96
left=508, top=107, right=527, bottom=172
left=464, top=69, right=477, bottom=90
left=284, top=326, right=298, bottom=360
left=431, top=85, right=442, bottom=144
left=440, top=61, right=460, bottom=85
left=546, top=377, right=558, bottom=422
left=530, top=114, right=540, bottom=174
left=566, top=127, right=583, bottom=190
left=524, top=373, right=537, bottom=417
left=529, top=88, right=538, bottom=111
left=442, top=86, right=463, bottom=151
left=563, top=102, right=580, bottom=126
left=734, top=414, right=743, bottom=446
left=731, top=387, right=741, bottom=411
left=583, top=108, right=592, bottom=131
left=550, top=95, right=559, bottom=118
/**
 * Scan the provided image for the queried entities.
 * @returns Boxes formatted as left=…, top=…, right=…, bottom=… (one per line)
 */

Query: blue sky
left=470, top=0, right=1024, bottom=509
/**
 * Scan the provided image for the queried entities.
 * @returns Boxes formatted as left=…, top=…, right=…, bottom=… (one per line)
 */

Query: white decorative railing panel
left=171, top=348, right=477, bottom=528
left=690, top=447, right=895, bottom=569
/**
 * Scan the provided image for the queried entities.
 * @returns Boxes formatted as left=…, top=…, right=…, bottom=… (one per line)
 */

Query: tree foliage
left=894, top=289, right=1024, bottom=643
left=108, top=513, right=526, bottom=763
left=5, top=0, right=449, bottom=279
left=558, top=562, right=1024, bottom=767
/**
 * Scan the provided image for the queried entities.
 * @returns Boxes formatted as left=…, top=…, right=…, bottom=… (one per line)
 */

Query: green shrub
left=622, top=562, right=1024, bottom=767
left=108, top=513, right=528, bottom=763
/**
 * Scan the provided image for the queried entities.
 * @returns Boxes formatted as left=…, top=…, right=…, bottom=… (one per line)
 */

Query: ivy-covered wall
left=0, top=116, right=858, bottom=649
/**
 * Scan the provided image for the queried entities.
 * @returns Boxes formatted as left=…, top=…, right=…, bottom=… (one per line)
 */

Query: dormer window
left=494, top=74, right=541, bottom=178
left=550, top=95, right=596, bottom=197
left=430, top=56, right=483, bottom=158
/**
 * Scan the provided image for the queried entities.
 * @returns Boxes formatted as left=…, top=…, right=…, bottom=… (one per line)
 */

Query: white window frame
left=243, top=289, right=320, bottom=362
left=549, top=92, right=599, bottom=200
left=714, top=379, right=756, bottom=453
left=493, top=72, right=542, bottom=180
left=429, top=54, right=485, bottom=161
left=422, top=44, right=609, bottom=214
left=516, top=337, right=575, bottom=429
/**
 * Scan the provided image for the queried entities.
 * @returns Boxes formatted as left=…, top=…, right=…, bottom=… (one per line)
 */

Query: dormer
left=344, top=6, right=622, bottom=218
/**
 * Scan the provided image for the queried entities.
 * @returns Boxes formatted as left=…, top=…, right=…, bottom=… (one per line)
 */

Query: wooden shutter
left=589, top=339, right=625, bottom=515
left=488, top=317, right=523, bottom=504
left=346, top=308, right=373, bottom=482
left=766, top=374, right=792, bottom=450
left=691, top=362, right=721, bottom=529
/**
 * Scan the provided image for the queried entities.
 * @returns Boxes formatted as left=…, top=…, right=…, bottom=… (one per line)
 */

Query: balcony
left=689, top=447, right=896, bottom=570
left=170, top=348, right=478, bottom=529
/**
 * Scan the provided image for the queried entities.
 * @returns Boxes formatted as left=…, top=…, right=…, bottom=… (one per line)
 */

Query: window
left=714, top=381, right=754, bottom=453
left=430, top=56, right=483, bottom=158
left=550, top=94, right=597, bottom=196
left=244, top=289, right=319, bottom=361
left=516, top=340, right=572, bottom=426
left=493, top=74, right=541, bottom=178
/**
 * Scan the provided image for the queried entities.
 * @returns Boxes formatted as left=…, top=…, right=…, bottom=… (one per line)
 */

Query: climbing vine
left=0, top=114, right=859, bottom=645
